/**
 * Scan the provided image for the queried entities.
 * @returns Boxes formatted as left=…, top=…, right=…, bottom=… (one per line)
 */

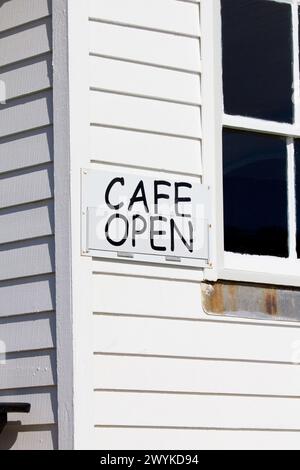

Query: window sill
left=218, top=266, right=300, bottom=288
left=205, top=252, right=300, bottom=288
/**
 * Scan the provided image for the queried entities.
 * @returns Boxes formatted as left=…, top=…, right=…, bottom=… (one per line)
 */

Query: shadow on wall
left=0, top=0, right=52, bottom=8
left=0, top=423, right=58, bottom=450
left=0, top=350, right=58, bottom=450
left=0, top=0, right=53, bottom=87
left=0, top=338, right=58, bottom=450
left=0, top=0, right=56, bottom=451
left=0, top=0, right=52, bottom=19
left=0, top=421, right=22, bottom=449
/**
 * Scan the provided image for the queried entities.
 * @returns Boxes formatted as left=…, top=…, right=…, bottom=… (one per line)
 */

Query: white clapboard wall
left=2, top=0, right=300, bottom=451
left=0, top=0, right=57, bottom=450
left=86, top=0, right=300, bottom=450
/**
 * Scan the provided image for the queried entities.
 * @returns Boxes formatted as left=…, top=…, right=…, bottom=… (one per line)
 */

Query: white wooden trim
left=68, top=0, right=95, bottom=450
left=219, top=266, right=300, bottom=288
left=287, top=138, right=297, bottom=260
left=202, top=0, right=224, bottom=281
left=223, top=114, right=300, bottom=138
left=52, top=0, right=74, bottom=450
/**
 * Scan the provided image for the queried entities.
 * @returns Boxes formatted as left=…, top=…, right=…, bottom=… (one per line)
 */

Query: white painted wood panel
left=0, top=166, right=53, bottom=209
left=0, top=237, right=55, bottom=281
left=0, top=91, right=52, bottom=138
left=0, top=275, right=54, bottom=318
left=90, top=126, right=202, bottom=175
left=94, top=428, right=300, bottom=450
left=0, top=55, right=52, bottom=101
left=0, top=425, right=57, bottom=451
left=93, top=315, right=300, bottom=363
left=94, top=392, right=300, bottom=430
left=0, top=388, right=56, bottom=426
left=0, top=127, right=53, bottom=174
left=1, top=351, right=56, bottom=390
left=0, top=201, right=54, bottom=245
left=92, top=258, right=205, bottom=282
left=0, top=18, right=52, bottom=68
left=0, top=312, right=55, bottom=353
left=0, top=0, right=51, bottom=32
left=89, top=0, right=200, bottom=36
left=89, top=22, right=201, bottom=72
left=89, top=56, right=201, bottom=105
left=90, top=91, right=201, bottom=138
left=93, top=274, right=202, bottom=319
left=94, top=355, right=300, bottom=397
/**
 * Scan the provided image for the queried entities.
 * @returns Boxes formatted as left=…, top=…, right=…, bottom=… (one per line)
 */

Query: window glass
left=223, top=129, right=288, bottom=257
left=221, top=0, right=293, bottom=123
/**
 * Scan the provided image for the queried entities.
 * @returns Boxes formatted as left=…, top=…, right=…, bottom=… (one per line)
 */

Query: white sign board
left=82, top=169, right=211, bottom=268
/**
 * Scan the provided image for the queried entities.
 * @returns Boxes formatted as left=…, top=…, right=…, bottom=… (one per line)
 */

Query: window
left=222, top=0, right=294, bottom=123
left=223, top=129, right=288, bottom=258
left=218, top=0, right=300, bottom=283
left=295, top=139, right=300, bottom=255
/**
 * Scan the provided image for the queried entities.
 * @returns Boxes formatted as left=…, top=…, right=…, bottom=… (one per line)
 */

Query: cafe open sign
left=81, top=169, right=211, bottom=267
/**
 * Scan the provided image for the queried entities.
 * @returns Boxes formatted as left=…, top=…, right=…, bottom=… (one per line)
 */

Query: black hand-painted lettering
left=132, top=214, right=147, bottom=248
left=171, top=219, right=194, bottom=253
left=150, top=216, right=167, bottom=252
left=128, top=180, right=150, bottom=213
left=105, top=177, right=125, bottom=210
left=105, top=214, right=129, bottom=247
left=154, top=180, right=171, bottom=214
left=175, top=182, right=192, bottom=218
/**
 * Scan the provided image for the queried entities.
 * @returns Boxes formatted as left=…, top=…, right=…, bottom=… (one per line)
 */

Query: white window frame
left=202, top=0, right=300, bottom=287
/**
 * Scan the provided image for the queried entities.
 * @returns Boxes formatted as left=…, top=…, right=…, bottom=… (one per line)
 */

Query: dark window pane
left=295, top=140, right=300, bottom=258
left=221, top=0, right=293, bottom=123
left=299, top=7, right=300, bottom=75
left=223, top=129, right=288, bottom=257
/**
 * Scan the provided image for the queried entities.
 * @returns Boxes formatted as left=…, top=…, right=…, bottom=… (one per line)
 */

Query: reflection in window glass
left=223, top=129, right=288, bottom=257
left=295, top=140, right=300, bottom=258
left=221, top=0, right=293, bottom=123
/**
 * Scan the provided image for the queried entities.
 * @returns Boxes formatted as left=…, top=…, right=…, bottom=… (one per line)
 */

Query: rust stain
left=227, top=284, right=237, bottom=312
left=202, top=282, right=225, bottom=315
left=264, top=289, right=278, bottom=316
left=202, top=280, right=300, bottom=320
